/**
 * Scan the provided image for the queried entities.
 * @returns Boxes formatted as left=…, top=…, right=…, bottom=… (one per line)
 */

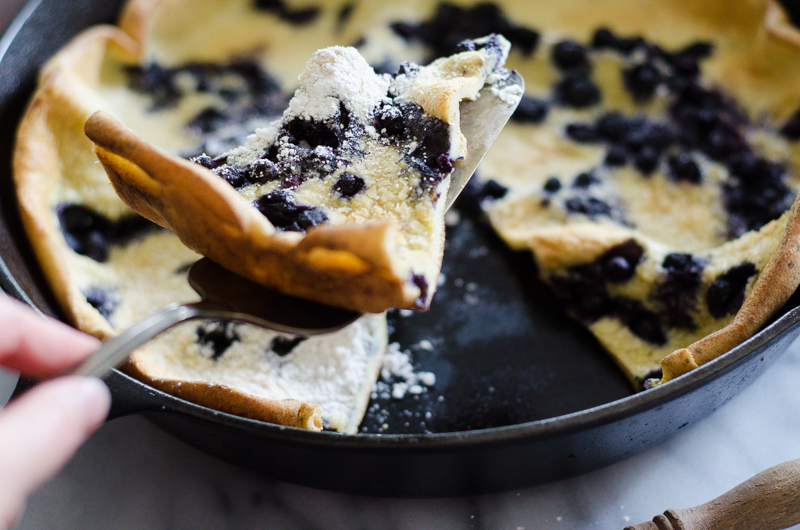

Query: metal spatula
left=69, top=258, right=362, bottom=377
left=445, top=70, right=524, bottom=210
left=70, top=71, right=524, bottom=378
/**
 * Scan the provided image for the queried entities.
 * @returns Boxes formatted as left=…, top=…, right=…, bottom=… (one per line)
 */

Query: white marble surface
left=7, top=337, right=800, bottom=530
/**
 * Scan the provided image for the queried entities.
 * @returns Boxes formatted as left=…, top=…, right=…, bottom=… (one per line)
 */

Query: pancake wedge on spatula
left=85, top=35, right=519, bottom=313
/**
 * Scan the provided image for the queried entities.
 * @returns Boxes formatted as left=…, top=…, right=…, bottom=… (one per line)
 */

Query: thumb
left=0, top=377, right=110, bottom=528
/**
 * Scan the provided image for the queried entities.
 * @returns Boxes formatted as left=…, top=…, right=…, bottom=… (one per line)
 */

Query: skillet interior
left=2, top=0, right=800, bottom=496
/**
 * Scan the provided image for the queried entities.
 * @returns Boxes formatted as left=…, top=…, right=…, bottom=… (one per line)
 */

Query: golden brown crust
left=84, top=110, right=416, bottom=313
left=123, top=359, right=323, bottom=430
left=12, top=27, right=139, bottom=341
left=660, top=193, right=800, bottom=382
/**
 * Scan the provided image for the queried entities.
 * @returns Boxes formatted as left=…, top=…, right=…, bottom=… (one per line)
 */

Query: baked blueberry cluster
left=57, top=203, right=159, bottom=263
left=252, top=0, right=320, bottom=25
left=191, top=62, right=463, bottom=234
left=126, top=60, right=289, bottom=157
left=550, top=29, right=792, bottom=237
left=56, top=203, right=161, bottom=323
left=197, top=321, right=241, bottom=360
left=390, top=2, right=539, bottom=62
left=547, top=239, right=757, bottom=345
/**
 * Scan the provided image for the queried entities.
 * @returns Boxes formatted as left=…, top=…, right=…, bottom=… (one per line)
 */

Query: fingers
left=0, top=295, right=100, bottom=377
left=0, top=377, right=110, bottom=528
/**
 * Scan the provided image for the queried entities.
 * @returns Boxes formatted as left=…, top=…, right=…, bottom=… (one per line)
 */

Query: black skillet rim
left=1, top=0, right=799, bottom=454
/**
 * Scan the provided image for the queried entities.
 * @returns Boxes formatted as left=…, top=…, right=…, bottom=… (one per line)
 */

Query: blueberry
left=254, top=190, right=328, bottom=232
left=111, top=215, right=160, bottom=246
left=614, top=36, right=646, bottom=55
left=247, top=158, right=279, bottom=185
left=83, top=286, right=119, bottom=321
left=61, top=206, right=109, bottom=257
left=706, top=262, right=756, bottom=318
left=412, top=274, right=429, bottom=308
left=656, top=253, right=705, bottom=329
left=482, top=179, right=508, bottom=199
left=780, top=109, right=800, bottom=140
left=667, top=42, right=713, bottom=78
left=640, top=122, right=675, bottom=151
left=644, top=43, right=669, bottom=62
left=191, top=154, right=223, bottom=170
left=197, top=321, right=239, bottom=360
left=549, top=273, right=612, bottom=322
left=678, top=41, right=714, bottom=59
left=596, top=112, right=629, bottom=141
left=437, top=153, right=454, bottom=173
left=270, top=336, right=307, bottom=356
left=723, top=154, right=792, bottom=236
left=337, top=3, right=355, bottom=27
left=668, top=153, right=702, bottom=183
left=603, top=256, right=633, bottom=281
left=591, top=27, right=616, bottom=49
left=334, top=173, right=366, bottom=198
left=375, top=104, right=406, bottom=136
left=573, top=172, right=598, bottom=188
left=551, top=39, right=589, bottom=71
left=662, top=253, right=705, bottom=280
left=253, top=0, right=319, bottom=25
left=188, top=107, right=228, bottom=134
left=556, top=75, right=601, bottom=108
left=670, top=53, right=700, bottom=78
left=728, top=153, right=770, bottom=185
left=57, top=204, right=158, bottom=262
left=633, top=146, right=659, bottom=175
left=543, top=177, right=562, bottom=193
left=617, top=300, right=667, bottom=344
left=565, top=123, right=598, bottom=143
left=216, top=166, right=249, bottom=189
left=600, top=239, right=644, bottom=282
left=389, top=3, right=539, bottom=61
left=280, top=174, right=302, bottom=190
left=285, top=118, right=340, bottom=149
left=703, top=122, right=747, bottom=161
left=125, top=63, right=180, bottom=110
left=452, top=177, right=507, bottom=214
left=604, top=145, right=628, bottom=166
left=565, top=197, right=613, bottom=218
left=282, top=7, right=319, bottom=24
left=512, top=95, right=549, bottom=124
left=623, top=63, right=662, bottom=102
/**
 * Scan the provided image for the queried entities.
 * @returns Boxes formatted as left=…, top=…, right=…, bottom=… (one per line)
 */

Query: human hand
left=0, top=295, right=110, bottom=529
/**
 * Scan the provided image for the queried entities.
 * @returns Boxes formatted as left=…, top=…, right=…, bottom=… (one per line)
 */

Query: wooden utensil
left=625, top=458, right=800, bottom=530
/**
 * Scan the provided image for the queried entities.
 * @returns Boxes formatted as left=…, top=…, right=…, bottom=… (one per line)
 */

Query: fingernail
left=69, top=377, right=111, bottom=427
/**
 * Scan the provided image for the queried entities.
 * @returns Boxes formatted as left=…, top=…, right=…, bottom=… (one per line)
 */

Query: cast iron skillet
left=2, top=0, right=800, bottom=498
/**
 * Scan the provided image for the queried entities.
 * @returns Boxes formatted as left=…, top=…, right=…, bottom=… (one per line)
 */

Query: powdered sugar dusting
left=376, top=342, right=436, bottom=399
left=292, top=46, right=392, bottom=120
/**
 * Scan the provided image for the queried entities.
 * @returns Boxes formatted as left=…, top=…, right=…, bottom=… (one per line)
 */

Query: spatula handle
left=625, top=459, right=800, bottom=530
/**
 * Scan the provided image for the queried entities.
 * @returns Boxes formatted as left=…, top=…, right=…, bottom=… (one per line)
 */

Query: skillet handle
left=624, top=458, right=800, bottom=530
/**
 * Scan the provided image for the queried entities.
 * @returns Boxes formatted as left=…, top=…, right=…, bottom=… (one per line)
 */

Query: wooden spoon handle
left=625, top=459, right=800, bottom=530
